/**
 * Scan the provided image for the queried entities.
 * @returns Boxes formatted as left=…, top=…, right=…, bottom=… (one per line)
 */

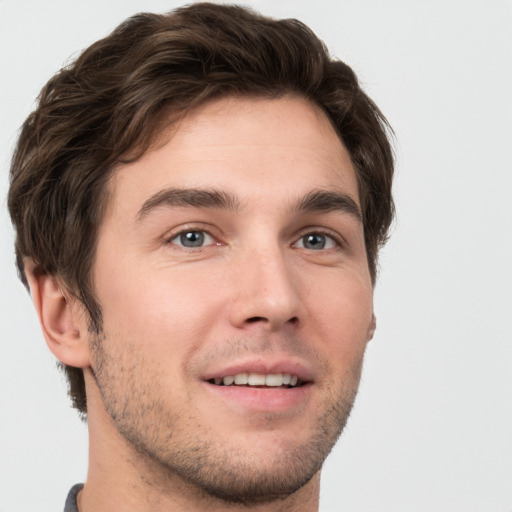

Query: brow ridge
left=137, top=187, right=362, bottom=223
left=137, top=187, right=241, bottom=220
left=294, top=190, right=362, bottom=222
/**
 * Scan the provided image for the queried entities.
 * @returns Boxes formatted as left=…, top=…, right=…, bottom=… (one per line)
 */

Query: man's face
left=88, top=95, right=375, bottom=503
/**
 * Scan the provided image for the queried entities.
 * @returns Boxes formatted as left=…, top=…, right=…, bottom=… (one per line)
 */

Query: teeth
left=265, top=374, right=283, bottom=386
left=248, top=373, right=266, bottom=385
left=234, top=373, right=248, bottom=385
left=223, top=375, right=234, bottom=385
left=213, top=372, right=302, bottom=387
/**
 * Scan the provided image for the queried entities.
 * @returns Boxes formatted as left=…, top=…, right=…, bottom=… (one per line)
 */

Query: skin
left=28, top=95, right=376, bottom=512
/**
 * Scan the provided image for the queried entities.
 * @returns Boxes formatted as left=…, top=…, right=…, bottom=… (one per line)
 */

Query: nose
left=227, top=246, right=303, bottom=332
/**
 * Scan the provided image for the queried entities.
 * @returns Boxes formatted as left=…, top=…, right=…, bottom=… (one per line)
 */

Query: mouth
left=201, top=359, right=314, bottom=411
left=207, top=372, right=305, bottom=389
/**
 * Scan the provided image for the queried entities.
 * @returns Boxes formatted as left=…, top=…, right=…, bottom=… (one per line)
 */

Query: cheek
left=305, top=271, right=373, bottom=358
left=96, top=259, right=223, bottom=351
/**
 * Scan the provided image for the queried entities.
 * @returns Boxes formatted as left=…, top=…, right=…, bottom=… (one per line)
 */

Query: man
left=7, top=3, right=394, bottom=511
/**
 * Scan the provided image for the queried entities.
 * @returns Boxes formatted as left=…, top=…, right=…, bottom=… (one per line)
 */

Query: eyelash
left=164, top=227, right=344, bottom=251
left=294, top=231, right=342, bottom=251
left=164, top=225, right=219, bottom=249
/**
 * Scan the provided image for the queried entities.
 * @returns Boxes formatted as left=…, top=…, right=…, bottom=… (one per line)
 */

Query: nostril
left=246, top=316, right=267, bottom=323
left=245, top=316, right=299, bottom=325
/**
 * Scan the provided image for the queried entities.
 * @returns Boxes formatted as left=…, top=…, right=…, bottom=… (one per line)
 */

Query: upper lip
left=201, top=356, right=314, bottom=383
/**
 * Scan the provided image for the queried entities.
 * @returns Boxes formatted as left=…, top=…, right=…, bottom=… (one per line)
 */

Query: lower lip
left=202, top=382, right=312, bottom=412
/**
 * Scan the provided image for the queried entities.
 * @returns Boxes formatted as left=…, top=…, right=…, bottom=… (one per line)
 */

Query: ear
left=24, top=259, right=91, bottom=368
left=367, top=313, right=377, bottom=341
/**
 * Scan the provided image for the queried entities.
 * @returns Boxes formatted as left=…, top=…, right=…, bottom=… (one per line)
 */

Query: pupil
left=181, top=231, right=204, bottom=247
left=304, top=234, right=325, bottom=249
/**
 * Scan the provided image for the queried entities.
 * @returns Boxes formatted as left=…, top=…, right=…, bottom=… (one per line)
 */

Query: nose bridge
left=229, top=239, right=302, bottom=330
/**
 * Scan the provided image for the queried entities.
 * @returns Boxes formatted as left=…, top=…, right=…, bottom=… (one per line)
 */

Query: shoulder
left=63, top=483, right=84, bottom=512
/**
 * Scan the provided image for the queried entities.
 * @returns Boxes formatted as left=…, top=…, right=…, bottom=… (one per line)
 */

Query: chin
left=157, top=438, right=325, bottom=506
left=127, top=392, right=354, bottom=507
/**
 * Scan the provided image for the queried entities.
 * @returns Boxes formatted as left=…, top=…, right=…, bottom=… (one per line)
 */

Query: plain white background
left=1, top=1, right=511, bottom=511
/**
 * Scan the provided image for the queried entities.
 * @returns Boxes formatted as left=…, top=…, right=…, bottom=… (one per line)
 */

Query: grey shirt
left=64, top=484, right=83, bottom=512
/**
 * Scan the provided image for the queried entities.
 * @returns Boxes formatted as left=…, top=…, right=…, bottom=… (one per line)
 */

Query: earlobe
left=367, top=314, right=376, bottom=341
left=24, top=259, right=91, bottom=368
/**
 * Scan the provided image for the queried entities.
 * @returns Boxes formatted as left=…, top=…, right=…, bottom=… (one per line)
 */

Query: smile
left=202, top=363, right=313, bottom=411
left=208, top=373, right=304, bottom=388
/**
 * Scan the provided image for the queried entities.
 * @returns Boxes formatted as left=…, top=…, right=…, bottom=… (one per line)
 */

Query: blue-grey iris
left=180, top=231, right=205, bottom=247
left=303, top=234, right=326, bottom=250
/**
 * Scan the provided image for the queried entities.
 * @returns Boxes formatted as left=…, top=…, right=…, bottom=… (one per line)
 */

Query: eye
left=295, top=232, right=338, bottom=250
left=169, top=230, right=215, bottom=248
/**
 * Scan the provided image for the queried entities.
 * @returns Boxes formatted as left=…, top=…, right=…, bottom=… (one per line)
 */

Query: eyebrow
left=137, top=187, right=241, bottom=220
left=293, top=190, right=362, bottom=222
left=136, top=187, right=362, bottom=223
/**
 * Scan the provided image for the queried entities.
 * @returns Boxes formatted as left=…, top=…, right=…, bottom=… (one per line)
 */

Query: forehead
left=106, top=95, right=359, bottom=219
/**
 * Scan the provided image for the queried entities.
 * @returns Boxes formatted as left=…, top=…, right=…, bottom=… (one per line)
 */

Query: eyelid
left=161, top=224, right=345, bottom=250
left=162, top=223, right=221, bottom=247
left=171, top=230, right=215, bottom=247
left=293, top=228, right=345, bottom=250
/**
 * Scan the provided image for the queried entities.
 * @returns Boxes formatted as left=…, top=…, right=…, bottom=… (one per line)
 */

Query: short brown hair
left=7, top=2, right=394, bottom=415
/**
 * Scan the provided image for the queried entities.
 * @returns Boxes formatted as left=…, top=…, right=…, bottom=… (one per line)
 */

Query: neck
left=78, top=473, right=320, bottom=512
